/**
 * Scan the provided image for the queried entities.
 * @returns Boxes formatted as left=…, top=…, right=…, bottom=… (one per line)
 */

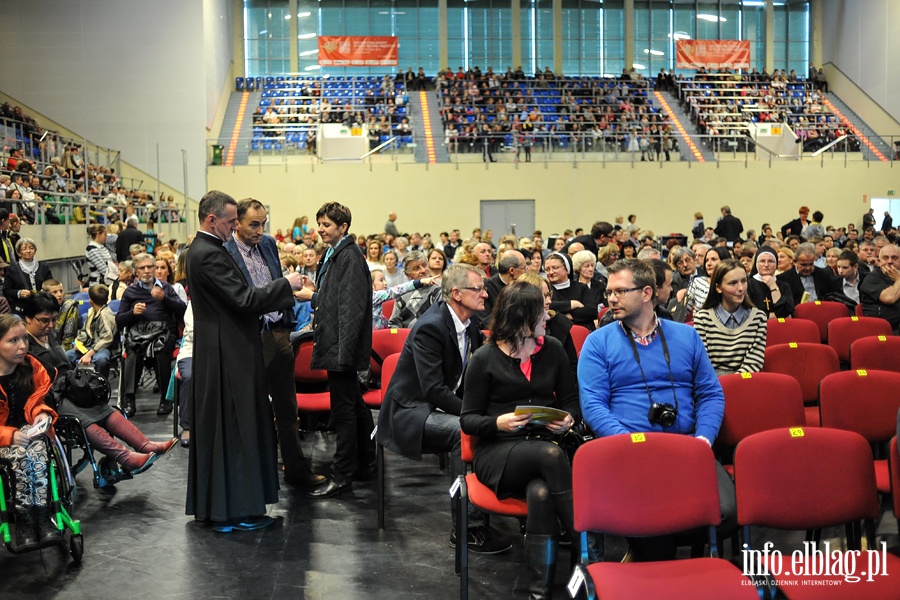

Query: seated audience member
left=176, top=301, right=193, bottom=447
left=65, top=284, right=117, bottom=379
left=22, top=293, right=176, bottom=478
left=544, top=253, right=597, bottom=330
left=377, top=264, right=511, bottom=555
left=578, top=258, right=734, bottom=561
left=693, top=260, right=767, bottom=375
left=388, top=250, right=443, bottom=329
left=777, top=242, right=839, bottom=305
left=519, top=273, right=579, bottom=377
left=371, top=267, right=438, bottom=331
left=858, top=240, right=878, bottom=273
left=116, top=252, right=187, bottom=417
left=669, top=247, right=695, bottom=293
left=110, top=260, right=135, bottom=301
left=3, top=238, right=52, bottom=314
left=572, top=249, right=606, bottom=311
left=382, top=249, right=405, bottom=287
left=427, top=248, right=447, bottom=278
left=595, top=243, right=620, bottom=281
left=85, top=225, right=115, bottom=286
left=129, top=243, right=144, bottom=260
left=43, top=279, right=79, bottom=350
left=599, top=258, right=674, bottom=329
left=0, top=314, right=59, bottom=551
left=748, top=247, right=794, bottom=319
left=859, top=244, right=900, bottom=334
left=677, top=247, right=730, bottom=315
left=836, top=249, right=866, bottom=305
left=484, top=249, right=527, bottom=318
left=461, top=282, right=580, bottom=598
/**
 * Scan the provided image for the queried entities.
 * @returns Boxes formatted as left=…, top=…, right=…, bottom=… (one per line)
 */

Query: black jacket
left=777, top=266, right=840, bottom=306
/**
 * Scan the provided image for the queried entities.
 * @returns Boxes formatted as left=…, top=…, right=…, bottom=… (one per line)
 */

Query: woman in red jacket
left=0, top=313, right=59, bottom=552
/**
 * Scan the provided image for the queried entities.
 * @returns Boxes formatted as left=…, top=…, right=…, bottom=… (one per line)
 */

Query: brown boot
left=105, top=410, right=178, bottom=456
left=86, top=423, right=157, bottom=472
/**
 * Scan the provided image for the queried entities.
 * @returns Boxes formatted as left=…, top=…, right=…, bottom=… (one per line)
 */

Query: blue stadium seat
left=235, top=77, right=245, bottom=90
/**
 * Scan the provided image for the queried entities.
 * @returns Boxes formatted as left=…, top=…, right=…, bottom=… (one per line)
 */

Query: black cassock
left=185, top=232, right=294, bottom=522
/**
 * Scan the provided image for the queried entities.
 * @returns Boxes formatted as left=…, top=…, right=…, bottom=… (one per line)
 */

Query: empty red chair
left=735, top=427, right=900, bottom=599
left=381, top=298, right=395, bottom=322
left=827, top=316, right=892, bottom=364
left=765, top=318, right=820, bottom=347
left=762, top=343, right=839, bottom=427
left=819, top=369, right=900, bottom=493
left=716, top=372, right=806, bottom=476
left=294, top=336, right=331, bottom=413
left=370, top=327, right=410, bottom=382
left=794, top=300, right=851, bottom=342
left=570, top=434, right=758, bottom=600
left=569, top=324, right=590, bottom=357
left=851, top=335, right=900, bottom=372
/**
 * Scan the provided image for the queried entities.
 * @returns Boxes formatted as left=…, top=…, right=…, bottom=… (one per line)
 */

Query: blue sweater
left=577, top=319, right=724, bottom=442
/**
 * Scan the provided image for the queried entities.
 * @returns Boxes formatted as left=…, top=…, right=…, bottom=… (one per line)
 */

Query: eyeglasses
left=34, top=316, right=57, bottom=325
left=603, top=287, right=643, bottom=299
left=459, top=285, right=486, bottom=293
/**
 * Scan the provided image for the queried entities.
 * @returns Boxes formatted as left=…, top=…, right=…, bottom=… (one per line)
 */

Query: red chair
left=855, top=303, right=865, bottom=317
left=569, top=324, right=590, bottom=357
left=764, top=318, right=820, bottom=347
left=851, top=335, right=900, bottom=372
left=827, top=316, right=892, bottom=365
left=734, top=427, right=900, bottom=599
left=364, top=352, right=399, bottom=409
left=570, top=434, right=758, bottom=600
left=374, top=352, right=407, bottom=529
left=454, top=431, right=528, bottom=600
left=381, top=298, right=395, bottom=322
left=716, top=373, right=806, bottom=476
left=818, top=370, right=900, bottom=494
left=762, top=343, right=840, bottom=427
left=890, top=436, right=900, bottom=537
left=370, top=327, right=410, bottom=382
left=794, top=300, right=851, bottom=343
left=293, top=334, right=331, bottom=414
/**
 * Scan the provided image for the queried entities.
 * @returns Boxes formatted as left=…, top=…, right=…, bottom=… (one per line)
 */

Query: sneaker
left=213, top=516, right=274, bottom=533
left=450, top=526, right=512, bottom=555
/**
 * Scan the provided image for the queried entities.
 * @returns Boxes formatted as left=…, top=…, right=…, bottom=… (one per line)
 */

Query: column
left=553, top=0, right=562, bottom=74
left=512, top=0, right=522, bottom=71
left=764, top=0, right=774, bottom=73
left=809, top=0, right=823, bottom=68
left=440, top=0, right=449, bottom=71
left=289, top=0, right=299, bottom=74
left=624, top=0, right=635, bottom=74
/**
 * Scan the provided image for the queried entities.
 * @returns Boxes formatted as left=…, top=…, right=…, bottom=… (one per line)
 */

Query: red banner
left=676, top=40, right=751, bottom=69
left=318, top=36, right=399, bottom=67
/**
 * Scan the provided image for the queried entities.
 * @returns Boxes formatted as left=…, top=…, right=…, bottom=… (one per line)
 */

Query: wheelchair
left=55, top=412, right=150, bottom=490
left=0, top=432, right=84, bottom=563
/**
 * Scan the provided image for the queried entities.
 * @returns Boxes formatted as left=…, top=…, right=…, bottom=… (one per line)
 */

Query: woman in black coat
left=748, top=246, right=794, bottom=319
left=461, top=282, right=580, bottom=599
left=307, top=202, right=373, bottom=499
left=3, top=237, right=52, bottom=314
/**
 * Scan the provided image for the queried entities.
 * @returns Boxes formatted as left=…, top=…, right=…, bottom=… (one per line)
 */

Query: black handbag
left=124, top=321, right=169, bottom=358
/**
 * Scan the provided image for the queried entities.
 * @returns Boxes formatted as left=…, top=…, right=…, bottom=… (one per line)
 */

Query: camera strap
left=621, top=321, right=680, bottom=414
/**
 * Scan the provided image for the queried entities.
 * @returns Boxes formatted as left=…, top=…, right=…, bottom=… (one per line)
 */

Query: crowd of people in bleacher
left=1, top=103, right=181, bottom=226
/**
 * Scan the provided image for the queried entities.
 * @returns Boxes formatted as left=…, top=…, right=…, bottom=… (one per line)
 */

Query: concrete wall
left=207, top=160, right=900, bottom=240
left=0, top=0, right=233, bottom=200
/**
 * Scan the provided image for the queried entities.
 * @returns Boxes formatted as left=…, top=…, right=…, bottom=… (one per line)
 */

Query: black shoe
left=35, top=506, right=63, bottom=548
left=352, top=460, right=377, bottom=481
left=122, top=396, right=136, bottom=418
left=285, top=470, right=327, bottom=489
left=156, top=401, right=174, bottom=416
left=450, top=526, right=513, bottom=555
left=305, top=477, right=352, bottom=499
left=14, top=507, right=39, bottom=553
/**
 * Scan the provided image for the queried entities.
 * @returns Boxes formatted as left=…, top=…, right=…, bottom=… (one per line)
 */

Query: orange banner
left=318, top=36, right=399, bottom=67
left=676, top=40, right=751, bottom=70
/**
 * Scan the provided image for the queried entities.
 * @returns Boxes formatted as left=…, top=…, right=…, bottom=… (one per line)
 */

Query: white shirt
left=448, top=304, right=471, bottom=392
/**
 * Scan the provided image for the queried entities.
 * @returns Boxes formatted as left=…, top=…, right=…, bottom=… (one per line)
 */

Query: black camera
left=648, top=402, right=677, bottom=427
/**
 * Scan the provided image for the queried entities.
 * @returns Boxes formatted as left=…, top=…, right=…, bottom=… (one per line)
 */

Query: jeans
left=422, top=410, right=485, bottom=529
left=65, top=347, right=112, bottom=380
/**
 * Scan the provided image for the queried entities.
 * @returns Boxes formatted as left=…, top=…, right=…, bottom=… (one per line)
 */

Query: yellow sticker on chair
left=741, top=373, right=753, bottom=379
left=879, top=335, right=887, bottom=341
left=777, top=318, right=786, bottom=323
left=856, top=370, right=867, bottom=376
left=789, top=342, right=798, bottom=348
left=631, top=433, right=646, bottom=443
left=390, top=328, right=399, bottom=334
left=789, top=428, right=805, bottom=437
left=814, top=301, right=822, bottom=305
left=851, top=316, right=859, bottom=322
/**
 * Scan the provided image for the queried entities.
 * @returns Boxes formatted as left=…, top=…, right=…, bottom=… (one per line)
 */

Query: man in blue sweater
left=578, top=258, right=734, bottom=560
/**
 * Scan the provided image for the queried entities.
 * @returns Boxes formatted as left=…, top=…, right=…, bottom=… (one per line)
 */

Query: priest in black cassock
left=185, top=190, right=305, bottom=532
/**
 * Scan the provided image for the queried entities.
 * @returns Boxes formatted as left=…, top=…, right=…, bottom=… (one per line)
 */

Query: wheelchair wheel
left=70, top=534, right=83, bottom=563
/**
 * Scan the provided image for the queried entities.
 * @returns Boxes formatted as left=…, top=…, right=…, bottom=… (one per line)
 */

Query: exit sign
left=889, top=190, right=896, bottom=196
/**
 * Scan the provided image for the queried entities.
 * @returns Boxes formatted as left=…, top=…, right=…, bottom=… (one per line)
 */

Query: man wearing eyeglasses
left=860, top=244, right=900, bottom=334
left=776, top=242, right=839, bottom=305
left=378, top=263, right=512, bottom=555
left=578, top=258, right=732, bottom=560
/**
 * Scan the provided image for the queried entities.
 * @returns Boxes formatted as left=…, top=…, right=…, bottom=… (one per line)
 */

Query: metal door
left=480, top=200, right=535, bottom=242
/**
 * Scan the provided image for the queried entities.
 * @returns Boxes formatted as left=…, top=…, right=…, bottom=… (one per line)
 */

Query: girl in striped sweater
left=693, top=259, right=768, bottom=375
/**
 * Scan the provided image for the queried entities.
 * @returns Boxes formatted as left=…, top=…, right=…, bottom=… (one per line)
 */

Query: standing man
left=563, top=221, right=614, bottom=256
left=578, top=258, right=733, bottom=560
left=714, top=205, right=743, bottom=244
left=862, top=208, right=876, bottom=232
left=185, top=190, right=304, bottom=532
left=224, top=198, right=325, bottom=490
left=385, top=211, right=400, bottom=237
left=116, top=216, right=145, bottom=261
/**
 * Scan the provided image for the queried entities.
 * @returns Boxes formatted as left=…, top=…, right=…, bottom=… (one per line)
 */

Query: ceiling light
left=669, top=31, right=691, bottom=40
left=643, top=49, right=664, bottom=56
left=284, top=14, right=291, bottom=19
left=632, top=63, right=646, bottom=70
left=298, top=33, right=317, bottom=39
left=304, top=65, right=322, bottom=71
left=697, top=14, right=726, bottom=22
left=299, top=49, right=319, bottom=56
left=297, top=11, right=311, bottom=17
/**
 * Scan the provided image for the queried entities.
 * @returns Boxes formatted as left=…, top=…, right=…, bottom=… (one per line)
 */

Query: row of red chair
left=767, top=314, right=893, bottom=363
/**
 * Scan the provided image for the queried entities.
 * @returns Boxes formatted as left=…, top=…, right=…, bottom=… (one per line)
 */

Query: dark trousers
left=177, top=357, right=192, bottom=431
left=124, top=332, right=176, bottom=405
left=422, top=410, right=485, bottom=529
left=262, top=328, right=307, bottom=478
left=327, top=369, right=375, bottom=482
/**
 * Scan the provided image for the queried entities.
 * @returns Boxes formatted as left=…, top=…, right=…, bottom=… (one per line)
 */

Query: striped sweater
left=692, top=307, right=768, bottom=375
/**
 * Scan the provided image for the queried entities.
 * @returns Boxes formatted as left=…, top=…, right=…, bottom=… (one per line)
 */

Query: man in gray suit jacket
left=377, top=263, right=510, bottom=554
left=224, top=198, right=324, bottom=490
